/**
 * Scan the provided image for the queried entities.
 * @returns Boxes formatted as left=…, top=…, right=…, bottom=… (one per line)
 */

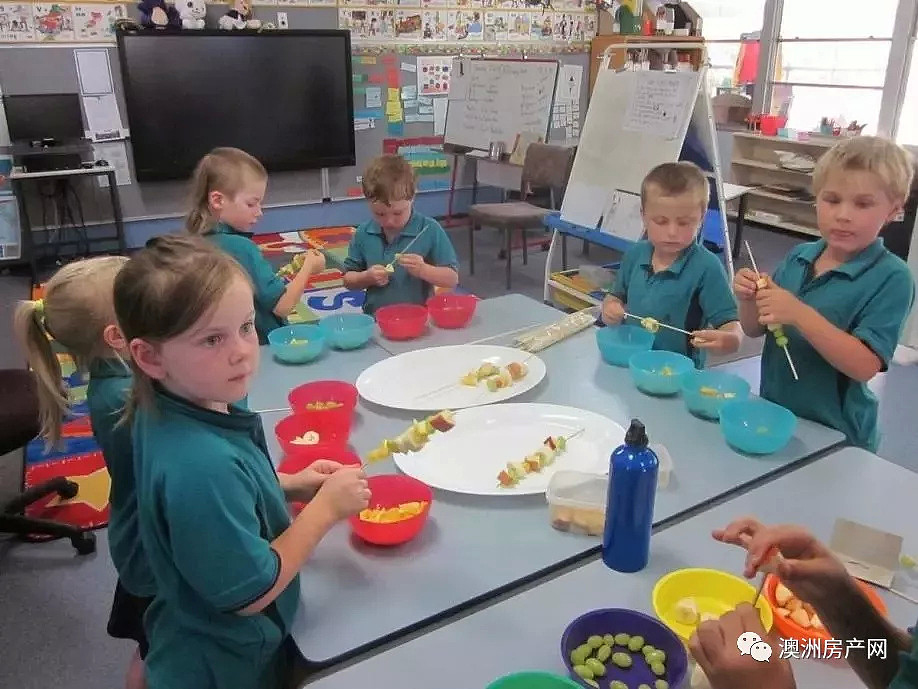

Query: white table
left=272, top=297, right=842, bottom=666
left=306, top=447, right=918, bottom=689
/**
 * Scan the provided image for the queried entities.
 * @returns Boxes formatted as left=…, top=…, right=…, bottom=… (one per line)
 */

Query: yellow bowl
left=652, top=568, right=773, bottom=642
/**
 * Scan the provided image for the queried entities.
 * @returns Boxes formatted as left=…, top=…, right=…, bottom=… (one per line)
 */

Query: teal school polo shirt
left=889, top=624, right=918, bottom=689
left=761, top=239, right=914, bottom=452
left=87, top=357, right=156, bottom=598
left=134, top=387, right=299, bottom=689
left=206, top=223, right=286, bottom=345
left=343, top=211, right=459, bottom=315
left=611, top=240, right=738, bottom=368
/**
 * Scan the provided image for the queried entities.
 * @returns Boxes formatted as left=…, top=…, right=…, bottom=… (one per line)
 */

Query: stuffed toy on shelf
left=137, top=0, right=181, bottom=29
left=178, top=0, right=205, bottom=29
left=218, top=0, right=261, bottom=30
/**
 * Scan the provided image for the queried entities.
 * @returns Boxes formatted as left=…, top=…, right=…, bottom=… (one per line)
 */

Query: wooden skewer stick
left=624, top=312, right=693, bottom=336
left=744, top=241, right=800, bottom=381
left=385, top=224, right=431, bottom=271
left=414, top=356, right=534, bottom=401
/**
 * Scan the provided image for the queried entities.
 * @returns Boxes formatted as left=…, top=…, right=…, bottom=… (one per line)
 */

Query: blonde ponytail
left=13, top=300, right=67, bottom=447
left=12, top=256, right=129, bottom=447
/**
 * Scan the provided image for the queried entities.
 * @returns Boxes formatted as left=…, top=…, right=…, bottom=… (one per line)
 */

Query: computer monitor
left=3, top=94, right=85, bottom=144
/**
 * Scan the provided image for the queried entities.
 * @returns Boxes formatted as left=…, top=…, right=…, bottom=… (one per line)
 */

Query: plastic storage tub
left=546, top=470, right=608, bottom=536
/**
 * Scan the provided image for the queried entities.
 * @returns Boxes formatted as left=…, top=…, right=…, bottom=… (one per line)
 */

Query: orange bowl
left=349, top=474, right=433, bottom=546
left=765, top=574, right=888, bottom=643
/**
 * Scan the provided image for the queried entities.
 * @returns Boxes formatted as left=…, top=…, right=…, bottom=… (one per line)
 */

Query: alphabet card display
left=0, top=2, right=126, bottom=42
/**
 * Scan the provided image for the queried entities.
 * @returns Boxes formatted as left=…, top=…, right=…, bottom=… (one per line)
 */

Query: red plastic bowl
left=349, top=474, right=433, bottom=546
left=277, top=445, right=362, bottom=515
left=375, top=304, right=428, bottom=340
left=275, top=412, right=349, bottom=459
left=427, top=294, right=477, bottom=329
left=287, top=380, right=357, bottom=436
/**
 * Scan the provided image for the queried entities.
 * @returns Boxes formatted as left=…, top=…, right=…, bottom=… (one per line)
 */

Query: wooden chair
left=468, top=143, right=576, bottom=289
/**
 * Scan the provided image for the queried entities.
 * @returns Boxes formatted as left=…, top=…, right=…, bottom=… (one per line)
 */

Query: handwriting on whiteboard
left=622, top=71, right=695, bottom=141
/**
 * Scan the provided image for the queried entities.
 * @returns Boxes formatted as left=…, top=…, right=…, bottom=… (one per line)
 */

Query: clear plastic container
left=546, top=470, right=608, bottom=537
left=546, top=446, right=674, bottom=536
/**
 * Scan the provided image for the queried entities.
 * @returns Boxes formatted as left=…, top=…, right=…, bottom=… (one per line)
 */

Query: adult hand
left=367, top=265, right=391, bottom=287
left=601, top=296, right=625, bottom=325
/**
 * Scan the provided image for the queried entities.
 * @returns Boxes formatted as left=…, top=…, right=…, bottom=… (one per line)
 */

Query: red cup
left=760, top=115, right=782, bottom=136
left=277, top=445, right=361, bottom=515
left=375, top=304, right=428, bottom=340
left=349, top=474, right=433, bottom=546
left=287, top=380, right=357, bottom=437
left=427, top=294, right=477, bottom=329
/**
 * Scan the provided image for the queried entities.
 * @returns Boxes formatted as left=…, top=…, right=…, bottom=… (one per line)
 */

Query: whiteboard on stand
left=444, top=58, right=559, bottom=153
left=560, top=68, right=702, bottom=230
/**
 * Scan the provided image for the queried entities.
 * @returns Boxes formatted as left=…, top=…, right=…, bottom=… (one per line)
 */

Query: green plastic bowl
left=486, top=672, right=584, bottom=689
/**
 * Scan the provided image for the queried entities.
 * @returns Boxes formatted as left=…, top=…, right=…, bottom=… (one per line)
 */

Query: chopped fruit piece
left=291, top=431, right=320, bottom=445
left=674, top=597, right=699, bottom=625
left=460, top=373, right=478, bottom=386
left=429, top=410, right=455, bottom=432
left=790, top=608, right=811, bottom=628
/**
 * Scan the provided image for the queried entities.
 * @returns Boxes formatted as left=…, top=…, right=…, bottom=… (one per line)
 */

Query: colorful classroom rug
left=22, top=283, right=111, bottom=533
left=252, top=227, right=367, bottom=321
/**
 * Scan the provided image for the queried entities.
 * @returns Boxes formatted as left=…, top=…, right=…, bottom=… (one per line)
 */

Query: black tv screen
left=117, top=30, right=355, bottom=182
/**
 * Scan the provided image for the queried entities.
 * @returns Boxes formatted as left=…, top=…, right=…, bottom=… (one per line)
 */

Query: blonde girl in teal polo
left=14, top=256, right=152, bottom=689
left=735, top=136, right=915, bottom=451
left=186, top=147, right=326, bottom=344
left=114, top=235, right=371, bottom=689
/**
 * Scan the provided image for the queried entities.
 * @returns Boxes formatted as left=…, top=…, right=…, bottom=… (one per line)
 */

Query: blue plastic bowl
left=628, top=350, right=695, bottom=396
left=596, top=325, right=655, bottom=367
left=682, top=369, right=752, bottom=421
left=719, top=397, right=797, bottom=455
left=560, top=608, right=688, bottom=689
left=267, top=324, right=326, bottom=364
left=320, top=314, right=375, bottom=350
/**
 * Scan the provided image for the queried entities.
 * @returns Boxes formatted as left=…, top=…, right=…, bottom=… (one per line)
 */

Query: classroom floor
left=1, top=222, right=917, bottom=689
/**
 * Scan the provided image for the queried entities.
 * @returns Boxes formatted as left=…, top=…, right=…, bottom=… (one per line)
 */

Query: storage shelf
left=747, top=188, right=815, bottom=206
left=733, top=158, right=814, bottom=176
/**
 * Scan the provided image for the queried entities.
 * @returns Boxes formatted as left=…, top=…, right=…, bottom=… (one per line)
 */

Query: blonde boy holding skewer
left=734, top=136, right=915, bottom=452
left=601, top=161, right=742, bottom=368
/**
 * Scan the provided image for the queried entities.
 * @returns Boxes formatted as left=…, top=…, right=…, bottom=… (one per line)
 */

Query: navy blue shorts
left=107, top=580, right=153, bottom=659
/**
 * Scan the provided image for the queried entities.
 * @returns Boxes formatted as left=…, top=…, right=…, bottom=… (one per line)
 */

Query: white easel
left=556, top=41, right=736, bottom=282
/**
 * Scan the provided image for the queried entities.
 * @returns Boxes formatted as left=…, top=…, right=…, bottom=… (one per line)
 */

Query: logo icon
left=737, top=632, right=762, bottom=655
left=750, top=641, right=773, bottom=662
left=737, top=633, right=773, bottom=662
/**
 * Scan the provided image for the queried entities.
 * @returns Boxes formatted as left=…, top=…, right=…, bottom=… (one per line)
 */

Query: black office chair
left=0, top=368, right=96, bottom=555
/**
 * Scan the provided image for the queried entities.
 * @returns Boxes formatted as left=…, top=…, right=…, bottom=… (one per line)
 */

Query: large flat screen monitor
left=117, top=29, right=356, bottom=182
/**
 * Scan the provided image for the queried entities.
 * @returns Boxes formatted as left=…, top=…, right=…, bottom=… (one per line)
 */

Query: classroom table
left=306, top=447, right=918, bottom=689
left=256, top=296, right=843, bottom=667
left=373, top=293, right=563, bottom=356
left=247, top=339, right=393, bottom=413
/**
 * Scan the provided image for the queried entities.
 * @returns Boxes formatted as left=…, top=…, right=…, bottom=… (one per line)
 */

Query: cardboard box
left=830, top=518, right=903, bottom=589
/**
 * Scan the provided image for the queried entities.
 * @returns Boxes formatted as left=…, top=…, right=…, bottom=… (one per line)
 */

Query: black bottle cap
left=625, top=419, right=648, bottom=447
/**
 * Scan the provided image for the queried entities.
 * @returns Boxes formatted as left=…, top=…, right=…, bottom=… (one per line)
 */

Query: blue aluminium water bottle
left=602, top=419, right=659, bottom=573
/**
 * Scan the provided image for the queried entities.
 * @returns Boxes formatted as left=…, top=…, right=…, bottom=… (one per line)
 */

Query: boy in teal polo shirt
left=735, top=136, right=915, bottom=451
left=186, top=147, right=326, bottom=344
left=343, top=154, right=459, bottom=313
left=602, top=162, right=742, bottom=367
